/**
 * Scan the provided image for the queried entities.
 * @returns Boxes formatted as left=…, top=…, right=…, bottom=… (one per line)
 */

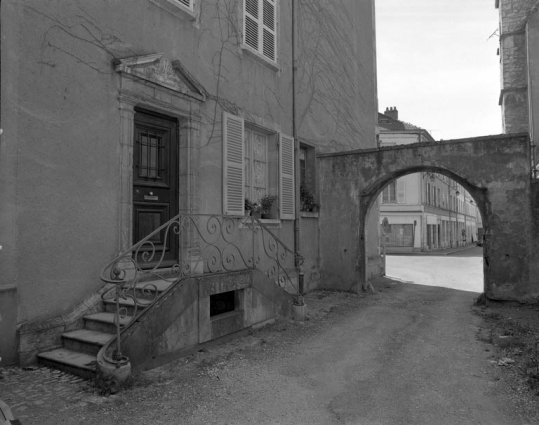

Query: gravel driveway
left=7, top=277, right=537, bottom=424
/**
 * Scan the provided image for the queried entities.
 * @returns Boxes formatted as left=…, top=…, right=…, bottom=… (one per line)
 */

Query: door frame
left=132, top=109, right=180, bottom=266
left=117, top=91, right=201, bottom=256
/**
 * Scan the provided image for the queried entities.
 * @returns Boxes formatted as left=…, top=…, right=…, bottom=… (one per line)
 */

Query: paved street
left=2, top=273, right=530, bottom=425
left=386, top=246, right=484, bottom=293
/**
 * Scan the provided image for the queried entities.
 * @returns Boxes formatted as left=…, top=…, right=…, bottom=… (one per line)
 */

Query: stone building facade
left=496, top=0, right=539, bottom=143
left=0, top=0, right=379, bottom=366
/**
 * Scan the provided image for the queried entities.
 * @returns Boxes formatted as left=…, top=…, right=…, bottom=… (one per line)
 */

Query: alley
left=3, top=277, right=529, bottom=425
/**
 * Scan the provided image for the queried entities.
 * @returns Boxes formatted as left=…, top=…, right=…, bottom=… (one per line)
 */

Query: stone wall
left=497, top=0, right=537, bottom=133
left=318, top=134, right=539, bottom=302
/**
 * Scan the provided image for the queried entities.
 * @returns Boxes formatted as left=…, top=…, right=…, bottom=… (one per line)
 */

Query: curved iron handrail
left=99, top=213, right=304, bottom=367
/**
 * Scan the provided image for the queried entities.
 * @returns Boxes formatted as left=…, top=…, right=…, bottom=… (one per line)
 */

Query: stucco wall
left=0, top=0, right=378, bottom=341
left=528, top=6, right=539, bottom=143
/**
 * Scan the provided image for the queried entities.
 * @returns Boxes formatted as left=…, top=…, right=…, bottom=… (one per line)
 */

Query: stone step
left=84, top=312, right=132, bottom=334
left=62, top=329, right=113, bottom=355
left=133, top=279, right=173, bottom=296
left=103, top=295, right=153, bottom=315
left=37, top=348, right=97, bottom=380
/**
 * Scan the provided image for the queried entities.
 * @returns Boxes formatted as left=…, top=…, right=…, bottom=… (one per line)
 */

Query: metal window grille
left=137, top=130, right=164, bottom=180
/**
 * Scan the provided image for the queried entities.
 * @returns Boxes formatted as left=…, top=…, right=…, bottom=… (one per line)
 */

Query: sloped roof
left=378, top=113, right=435, bottom=141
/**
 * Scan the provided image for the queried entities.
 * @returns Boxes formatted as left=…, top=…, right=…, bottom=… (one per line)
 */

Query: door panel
left=133, top=111, right=179, bottom=266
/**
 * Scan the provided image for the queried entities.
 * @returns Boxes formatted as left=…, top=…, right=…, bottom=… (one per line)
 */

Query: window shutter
left=262, top=0, right=276, bottom=61
left=279, top=133, right=295, bottom=220
left=223, top=112, right=245, bottom=216
left=244, top=0, right=259, bottom=52
left=176, top=0, right=192, bottom=10
left=244, top=0, right=276, bottom=62
left=397, top=179, right=406, bottom=204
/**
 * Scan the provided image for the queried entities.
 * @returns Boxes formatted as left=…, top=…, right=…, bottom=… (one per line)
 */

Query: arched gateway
left=317, top=133, right=539, bottom=302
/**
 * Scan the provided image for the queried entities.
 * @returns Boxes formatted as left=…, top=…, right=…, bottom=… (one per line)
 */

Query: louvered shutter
left=279, top=133, right=295, bottom=220
left=397, top=179, right=406, bottom=204
left=176, top=0, right=192, bottom=10
left=244, top=0, right=276, bottom=62
left=223, top=113, right=245, bottom=216
left=262, top=0, right=276, bottom=61
left=244, top=0, right=259, bottom=51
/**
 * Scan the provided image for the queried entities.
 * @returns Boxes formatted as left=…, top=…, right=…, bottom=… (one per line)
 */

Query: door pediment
left=115, top=53, right=207, bottom=101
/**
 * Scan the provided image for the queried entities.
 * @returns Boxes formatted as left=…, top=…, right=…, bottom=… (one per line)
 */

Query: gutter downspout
left=292, top=0, right=303, bottom=296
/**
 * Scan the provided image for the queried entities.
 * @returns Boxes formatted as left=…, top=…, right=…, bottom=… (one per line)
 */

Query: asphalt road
left=386, top=246, right=484, bottom=293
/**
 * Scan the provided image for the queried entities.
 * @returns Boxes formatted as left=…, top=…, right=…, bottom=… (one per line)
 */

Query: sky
left=376, top=0, right=502, bottom=141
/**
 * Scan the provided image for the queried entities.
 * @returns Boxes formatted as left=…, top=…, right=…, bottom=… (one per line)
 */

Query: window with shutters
left=223, top=112, right=294, bottom=219
left=243, top=0, right=277, bottom=63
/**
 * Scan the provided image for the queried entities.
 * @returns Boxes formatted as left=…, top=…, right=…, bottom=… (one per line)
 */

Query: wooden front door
left=133, top=110, right=179, bottom=266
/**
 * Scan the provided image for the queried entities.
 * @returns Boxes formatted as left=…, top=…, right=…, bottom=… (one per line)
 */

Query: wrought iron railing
left=99, top=214, right=303, bottom=366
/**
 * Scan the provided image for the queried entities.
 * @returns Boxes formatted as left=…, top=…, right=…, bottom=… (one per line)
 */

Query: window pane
left=245, top=130, right=252, bottom=199
left=253, top=133, right=266, bottom=161
left=300, top=147, right=307, bottom=187
left=140, top=134, right=148, bottom=177
left=390, top=182, right=396, bottom=202
left=254, top=160, right=266, bottom=188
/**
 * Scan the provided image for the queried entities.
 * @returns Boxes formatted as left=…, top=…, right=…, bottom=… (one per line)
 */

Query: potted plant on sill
left=259, top=195, right=277, bottom=219
left=300, top=184, right=320, bottom=212
left=244, top=198, right=258, bottom=216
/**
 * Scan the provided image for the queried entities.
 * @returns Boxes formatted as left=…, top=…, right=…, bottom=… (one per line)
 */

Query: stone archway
left=317, top=134, right=539, bottom=302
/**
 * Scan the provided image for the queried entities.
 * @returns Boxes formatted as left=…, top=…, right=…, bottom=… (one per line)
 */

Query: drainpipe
left=292, top=0, right=303, bottom=296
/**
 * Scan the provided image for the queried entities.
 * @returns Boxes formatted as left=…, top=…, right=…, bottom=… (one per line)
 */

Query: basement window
left=210, top=291, right=236, bottom=317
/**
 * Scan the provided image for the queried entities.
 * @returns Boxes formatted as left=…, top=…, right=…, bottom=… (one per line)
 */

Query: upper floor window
left=244, top=0, right=277, bottom=62
left=382, top=182, right=397, bottom=203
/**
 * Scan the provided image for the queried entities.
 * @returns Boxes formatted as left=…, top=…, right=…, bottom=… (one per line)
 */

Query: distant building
left=378, top=108, right=478, bottom=252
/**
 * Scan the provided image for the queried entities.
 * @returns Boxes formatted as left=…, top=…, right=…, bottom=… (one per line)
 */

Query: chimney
left=384, top=106, right=398, bottom=120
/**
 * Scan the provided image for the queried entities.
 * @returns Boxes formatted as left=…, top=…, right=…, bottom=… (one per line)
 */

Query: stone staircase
left=37, top=280, right=171, bottom=379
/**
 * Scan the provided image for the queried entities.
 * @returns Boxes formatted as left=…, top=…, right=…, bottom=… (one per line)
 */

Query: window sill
left=239, top=217, right=282, bottom=229
left=241, top=45, right=280, bottom=72
left=300, top=211, right=319, bottom=219
left=148, top=0, right=197, bottom=22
